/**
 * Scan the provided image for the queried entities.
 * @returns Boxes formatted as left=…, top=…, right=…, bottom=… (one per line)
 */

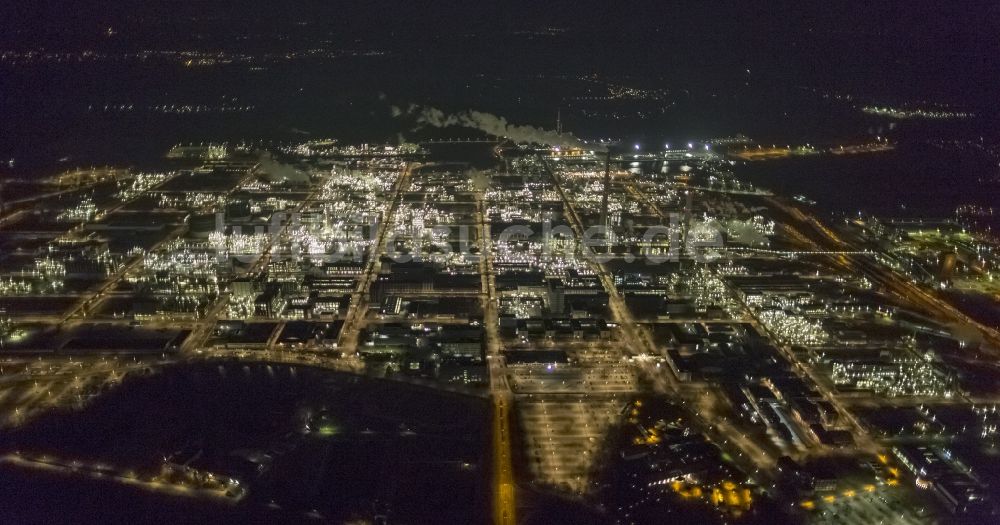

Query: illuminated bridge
left=731, top=247, right=875, bottom=257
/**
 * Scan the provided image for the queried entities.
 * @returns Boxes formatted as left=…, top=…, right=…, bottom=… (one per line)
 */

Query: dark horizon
left=2, top=1, right=998, bottom=107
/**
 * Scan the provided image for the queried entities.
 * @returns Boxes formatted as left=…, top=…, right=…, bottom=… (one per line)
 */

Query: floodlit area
left=517, top=397, right=622, bottom=493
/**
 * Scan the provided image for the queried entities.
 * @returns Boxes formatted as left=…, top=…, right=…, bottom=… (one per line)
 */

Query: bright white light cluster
left=226, top=295, right=255, bottom=319
left=115, top=172, right=171, bottom=201
left=142, top=250, right=218, bottom=278
left=0, top=278, right=32, bottom=295
left=33, top=258, right=67, bottom=280
left=831, top=358, right=953, bottom=397
left=131, top=250, right=220, bottom=305
left=209, top=231, right=271, bottom=256
left=501, top=293, right=546, bottom=318
left=250, top=197, right=295, bottom=215
left=56, top=198, right=97, bottom=223
left=319, top=167, right=399, bottom=199
left=972, top=405, right=1000, bottom=440
left=281, top=142, right=422, bottom=158
left=757, top=307, right=829, bottom=346
left=493, top=239, right=591, bottom=277
left=716, top=263, right=748, bottom=276
left=159, top=192, right=226, bottom=210
left=670, top=267, right=736, bottom=313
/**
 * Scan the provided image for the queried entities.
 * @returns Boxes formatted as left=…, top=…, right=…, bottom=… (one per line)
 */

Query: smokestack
left=395, top=104, right=598, bottom=150
left=938, top=251, right=958, bottom=284
left=682, top=190, right=692, bottom=255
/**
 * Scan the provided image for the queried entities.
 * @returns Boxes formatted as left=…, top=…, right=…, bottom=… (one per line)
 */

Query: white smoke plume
left=725, top=220, right=769, bottom=246
left=392, top=104, right=598, bottom=150
left=945, top=321, right=985, bottom=349
left=257, top=153, right=310, bottom=184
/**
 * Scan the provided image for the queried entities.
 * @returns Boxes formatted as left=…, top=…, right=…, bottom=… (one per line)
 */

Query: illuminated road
left=492, top=394, right=516, bottom=525
left=0, top=356, right=163, bottom=426
left=0, top=162, right=464, bottom=435
left=621, top=173, right=785, bottom=469
left=336, top=162, right=415, bottom=353
left=63, top=222, right=188, bottom=323
left=542, top=157, right=792, bottom=487
left=60, top=172, right=182, bottom=324
left=476, top=178, right=517, bottom=525
left=542, top=158, right=667, bottom=371
left=178, top=164, right=338, bottom=355
left=737, top=196, right=998, bottom=453
left=0, top=452, right=243, bottom=502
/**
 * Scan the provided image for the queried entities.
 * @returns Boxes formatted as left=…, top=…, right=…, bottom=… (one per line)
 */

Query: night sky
left=2, top=0, right=998, bottom=108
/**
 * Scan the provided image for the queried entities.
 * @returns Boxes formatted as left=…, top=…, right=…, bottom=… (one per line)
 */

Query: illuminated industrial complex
left=1, top=133, right=998, bottom=524
left=1, top=4, right=998, bottom=523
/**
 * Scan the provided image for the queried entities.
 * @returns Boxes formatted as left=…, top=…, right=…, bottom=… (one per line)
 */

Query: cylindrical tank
left=188, top=213, right=219, bottom=239
left=226, top=201, right=252, bottom=221
left=938, top=251, right=958, bottom=283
